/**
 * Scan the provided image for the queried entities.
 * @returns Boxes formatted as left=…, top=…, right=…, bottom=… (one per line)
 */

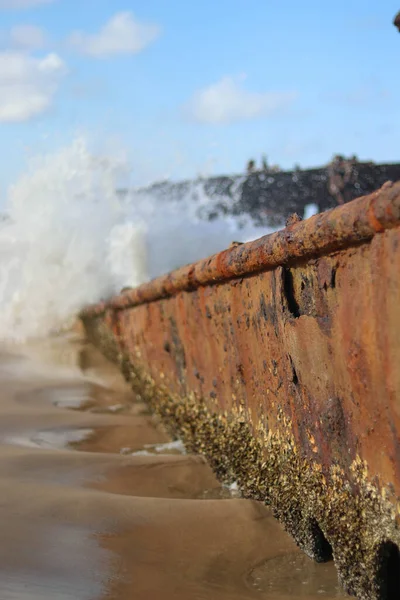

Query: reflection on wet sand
left=0, top=335, right=349, bottom=599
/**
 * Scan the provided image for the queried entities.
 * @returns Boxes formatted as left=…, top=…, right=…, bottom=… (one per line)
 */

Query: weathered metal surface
left=81, top=182, right=400, bottom=600
left=82, top=181, right=400, bottom=317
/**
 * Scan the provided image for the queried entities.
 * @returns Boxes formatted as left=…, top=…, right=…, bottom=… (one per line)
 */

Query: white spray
left=0, top=137, right=278, bottom=341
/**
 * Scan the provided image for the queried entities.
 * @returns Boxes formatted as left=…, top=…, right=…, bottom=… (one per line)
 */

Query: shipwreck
left=81, top=181, right=400, bottom=600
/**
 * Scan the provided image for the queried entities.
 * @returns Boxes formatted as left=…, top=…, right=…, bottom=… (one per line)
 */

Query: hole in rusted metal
left=289, top=357, right=299, bottom=385
left=322, top=267, right=336, bottom=292
left=163, top=341, right=171, bottom=353
left=310, top=519, right=333, bottom=563
left=330, top=267, right=336, bottom=289
left=377, top=541, right=400, bottom=600
left=282, top=268, right=300, bottom=318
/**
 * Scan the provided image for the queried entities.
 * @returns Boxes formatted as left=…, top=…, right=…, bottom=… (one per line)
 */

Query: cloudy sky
left=0, top=0, right=399, bottom=188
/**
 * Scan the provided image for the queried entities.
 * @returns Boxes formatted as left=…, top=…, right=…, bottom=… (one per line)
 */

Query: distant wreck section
left=133, top=159, right=400, bottom=227
left=82, top=182, right=400, bottom=600
left=394, top=11, right=400, bottom=32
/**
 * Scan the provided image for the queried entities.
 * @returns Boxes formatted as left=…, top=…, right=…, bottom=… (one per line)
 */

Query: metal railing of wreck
left=81, top=181, right=400, bottom=318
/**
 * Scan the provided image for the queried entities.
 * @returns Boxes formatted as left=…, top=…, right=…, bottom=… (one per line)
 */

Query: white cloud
left=0, top=51, right=66, bottom=122
left=9, top=24, right=46, bottom=49
left=186, top=76, right=297, bottom=125
left=68, top=11, right=161, bottom=58
left=0, top=0, right=54, bottom=8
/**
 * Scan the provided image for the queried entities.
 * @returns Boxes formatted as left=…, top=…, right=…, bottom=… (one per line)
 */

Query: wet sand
left=0, top=334, right=349, bottom=599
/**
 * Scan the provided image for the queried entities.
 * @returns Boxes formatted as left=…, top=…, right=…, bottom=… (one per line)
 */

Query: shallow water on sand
left=0, top=335, right=349, bottom=599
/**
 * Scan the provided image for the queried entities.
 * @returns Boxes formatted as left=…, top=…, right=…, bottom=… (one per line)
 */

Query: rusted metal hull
left=81, top=182, right=400, bottom=600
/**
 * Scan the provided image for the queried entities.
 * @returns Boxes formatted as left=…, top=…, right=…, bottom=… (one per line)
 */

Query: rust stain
left=81, top=183, right=400, bottom=599
left=81, top=182, right=400, bottom=318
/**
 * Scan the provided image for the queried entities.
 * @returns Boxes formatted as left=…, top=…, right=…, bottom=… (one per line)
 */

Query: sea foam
left=0, top=137, right=277, bottom=341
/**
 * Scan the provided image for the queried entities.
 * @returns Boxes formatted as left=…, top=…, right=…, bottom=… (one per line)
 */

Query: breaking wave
left=0, top=137, right=277, bottom=341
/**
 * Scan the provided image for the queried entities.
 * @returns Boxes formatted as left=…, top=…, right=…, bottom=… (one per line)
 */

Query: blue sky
left=0, top=0, right=399, bottom=192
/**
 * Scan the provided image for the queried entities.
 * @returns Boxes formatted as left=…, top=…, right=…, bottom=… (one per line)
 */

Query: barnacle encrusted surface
left=83, top=318, right=400, bottom=600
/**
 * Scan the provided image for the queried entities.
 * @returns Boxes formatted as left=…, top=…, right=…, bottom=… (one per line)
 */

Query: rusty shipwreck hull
left=81, top=182, right=400, bottom=600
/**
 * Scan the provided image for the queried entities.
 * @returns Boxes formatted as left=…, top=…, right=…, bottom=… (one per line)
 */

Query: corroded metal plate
left=82, top=182, right=400, bottom=600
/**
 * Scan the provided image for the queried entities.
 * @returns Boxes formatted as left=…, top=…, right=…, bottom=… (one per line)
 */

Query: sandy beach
left=0, top=334, right=348, bottom=599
